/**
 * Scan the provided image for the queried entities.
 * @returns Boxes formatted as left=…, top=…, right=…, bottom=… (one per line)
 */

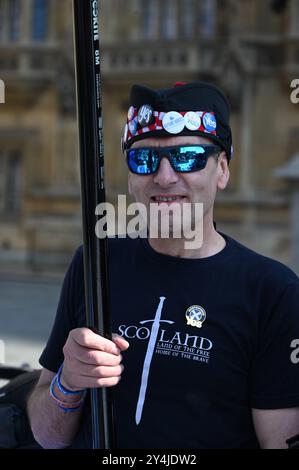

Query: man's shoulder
left=225, top=233, right=298, bottom=286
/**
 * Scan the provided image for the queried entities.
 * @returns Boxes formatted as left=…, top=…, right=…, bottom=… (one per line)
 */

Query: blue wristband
left=59, top=406, right=82, bottom=413
left=56, top=364, right=86, bottom=396
left=50, top=374, right=86, bottom=412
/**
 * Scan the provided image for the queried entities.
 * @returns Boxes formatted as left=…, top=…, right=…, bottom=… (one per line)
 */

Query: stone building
left=0, top=0, right=298, bottom=271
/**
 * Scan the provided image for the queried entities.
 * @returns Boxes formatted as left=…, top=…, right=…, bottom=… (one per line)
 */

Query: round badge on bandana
left=127, top=106, right=135, bottom=121
left=184, top=111, right=201, bottom=131
left=128, top=106, right=135, bottom=121
left=123, top=123, right=128, bottom=143
left=203, top=113, right=217, bottom=133
left=129, top=118, right=138, bottom=136
left=162, top=111, right=185, bottom=135
left=137, top=104, right=154, bottom=128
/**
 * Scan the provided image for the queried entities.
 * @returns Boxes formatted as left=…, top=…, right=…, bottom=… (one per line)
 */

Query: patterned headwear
left=122, top=82, right=233, bottom=160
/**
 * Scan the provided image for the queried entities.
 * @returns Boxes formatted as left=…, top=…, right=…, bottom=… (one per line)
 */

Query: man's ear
left=217, top=152, right=230, bottom=190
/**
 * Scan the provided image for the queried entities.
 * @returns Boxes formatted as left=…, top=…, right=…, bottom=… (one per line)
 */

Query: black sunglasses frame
left=125, top=144, right=222, bottom=175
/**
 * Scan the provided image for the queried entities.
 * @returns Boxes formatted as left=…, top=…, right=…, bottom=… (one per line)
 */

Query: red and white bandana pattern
left=123, top=107, right=218, bottom=147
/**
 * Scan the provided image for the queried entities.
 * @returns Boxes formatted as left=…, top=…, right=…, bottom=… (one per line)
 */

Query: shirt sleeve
left=39, top=246, right=84, bottom=373
left=251, top=271, right=299, bottom=409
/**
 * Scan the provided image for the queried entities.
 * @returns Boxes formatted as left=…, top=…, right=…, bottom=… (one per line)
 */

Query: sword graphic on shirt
left=135, top=296, right=166, bottom=425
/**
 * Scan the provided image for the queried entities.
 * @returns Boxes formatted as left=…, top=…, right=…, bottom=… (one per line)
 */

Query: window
left=200, top=0, right=216, bottom=39
left=32, top=0, right=49, bottom=41
left=182, top=0, right=195, bottom=39
left=0, top=0, right=5, bottom=41
left=9, top=0, right=21, bottom=42
left=292, top=0, right=299, bottom=32
left=6, top=151, right=22, bottom=215
left=161, top=0, right=178, bottom=40
left=0, top=151, right=23, bottom=216
left=142, top=0, right=159, bottom=40
left=0, top=152, right=6, bottom=214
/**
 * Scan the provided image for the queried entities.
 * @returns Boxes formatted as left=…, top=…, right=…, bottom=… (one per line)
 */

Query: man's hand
left=60, top=328, right=130, bottom=391
left=252, top=407, right=299, bottom=448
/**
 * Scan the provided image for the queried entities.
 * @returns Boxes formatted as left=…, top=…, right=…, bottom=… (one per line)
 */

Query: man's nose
left=153, top=157, right=179, bottom=187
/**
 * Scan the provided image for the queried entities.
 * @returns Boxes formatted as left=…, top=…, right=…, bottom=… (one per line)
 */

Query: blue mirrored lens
left=127, top=145, right=219, bottom=174
left=127, top=149, right=152, bottom=174
left=171, top=146, right=207, bottom=172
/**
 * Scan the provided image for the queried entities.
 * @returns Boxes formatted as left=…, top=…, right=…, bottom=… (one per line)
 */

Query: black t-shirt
left=39, top=234, right=299, bottom=449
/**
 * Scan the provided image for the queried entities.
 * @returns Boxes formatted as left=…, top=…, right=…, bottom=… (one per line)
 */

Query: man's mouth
left=150, top=195, right=187, bottom=204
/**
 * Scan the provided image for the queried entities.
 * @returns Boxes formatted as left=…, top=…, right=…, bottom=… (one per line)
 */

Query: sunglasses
left=125, top=145, right=222, bottom=175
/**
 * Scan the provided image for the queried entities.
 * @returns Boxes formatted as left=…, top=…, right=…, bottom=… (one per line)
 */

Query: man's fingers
left=80, top=364, right=124, bottom=379
left=71, top=375, right=122, bottom=390
left=73, top=348, right=122, bottom=370
left=95, top=377, right=122, bottom=388
left=71, top=328, right=120, bottom=355
left=75, top=347, right=122, bottom=366
left=112, top=334, right=130, bottom=351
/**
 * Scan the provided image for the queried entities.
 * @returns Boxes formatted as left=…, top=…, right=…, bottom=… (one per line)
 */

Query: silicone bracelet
left=50, top=374, right=86, bottom=412
left=56, top=364, right=86, bottom=396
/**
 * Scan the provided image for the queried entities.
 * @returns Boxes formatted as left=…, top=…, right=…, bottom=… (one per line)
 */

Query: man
left=27, top=82, right=299, bottom=449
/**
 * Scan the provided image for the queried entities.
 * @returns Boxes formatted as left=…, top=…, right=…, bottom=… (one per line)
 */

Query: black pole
left=72, top=0, right=115, bottom=449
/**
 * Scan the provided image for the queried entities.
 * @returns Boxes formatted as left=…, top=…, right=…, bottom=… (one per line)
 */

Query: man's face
left=128, top=134, right=229, bottom=209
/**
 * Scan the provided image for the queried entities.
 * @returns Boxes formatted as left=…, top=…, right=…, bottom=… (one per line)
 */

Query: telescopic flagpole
left=72, top=0, right=115, bottom=449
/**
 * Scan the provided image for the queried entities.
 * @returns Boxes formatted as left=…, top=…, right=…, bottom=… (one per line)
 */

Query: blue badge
left=203, top=113, right=217, bottom=133
left=129, top=118, right=138, bottom=136
left=127, top=106, right=135, bottom=121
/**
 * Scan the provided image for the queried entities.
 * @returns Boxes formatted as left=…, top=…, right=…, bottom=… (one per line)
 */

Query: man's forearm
left=27, top=384, right=84, bottom=449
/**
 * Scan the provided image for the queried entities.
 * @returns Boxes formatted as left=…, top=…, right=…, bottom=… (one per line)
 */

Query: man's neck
left=148, top=222, right=226, bottom=259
